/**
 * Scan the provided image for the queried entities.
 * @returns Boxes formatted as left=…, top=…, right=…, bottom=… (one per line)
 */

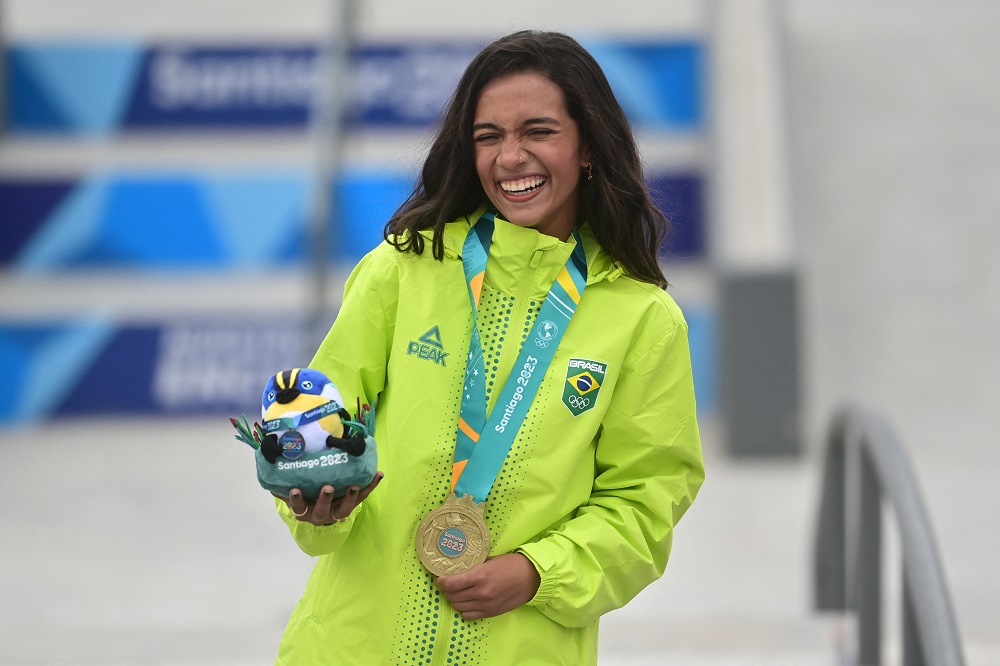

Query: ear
left=580, top=148, right=594, bottom=182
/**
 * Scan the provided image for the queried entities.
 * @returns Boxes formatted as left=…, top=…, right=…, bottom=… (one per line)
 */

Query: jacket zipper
left=429, top=248, right=546, bottom=666
left=486, top=250, right=544, bottom=416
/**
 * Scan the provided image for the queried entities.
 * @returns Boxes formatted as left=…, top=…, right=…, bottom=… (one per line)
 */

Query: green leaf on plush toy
left=230, top=414, right=263, bottom=449
left=341, top=399, right=376, bottom=439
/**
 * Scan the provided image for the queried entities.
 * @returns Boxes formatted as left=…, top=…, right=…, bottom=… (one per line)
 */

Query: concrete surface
left=2, top=2, right=999, bottom=664
left=1, top=415, right=997, bottom=665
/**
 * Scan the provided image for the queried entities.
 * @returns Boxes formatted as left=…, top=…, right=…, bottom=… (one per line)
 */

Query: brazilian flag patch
left=562, top=358, right=607, bottom=417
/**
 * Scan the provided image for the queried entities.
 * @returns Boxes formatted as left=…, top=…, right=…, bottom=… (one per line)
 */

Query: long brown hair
left=384, top=30, right=670, bottom=288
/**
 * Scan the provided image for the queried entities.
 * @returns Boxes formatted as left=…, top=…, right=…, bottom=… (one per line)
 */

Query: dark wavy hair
left=384, top=30, right=669, bottom=288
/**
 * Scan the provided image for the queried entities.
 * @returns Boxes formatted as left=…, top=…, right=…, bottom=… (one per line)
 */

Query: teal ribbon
left=262, top=400, right=343, bottom=434
left=452, top=209, right=587, bottom=503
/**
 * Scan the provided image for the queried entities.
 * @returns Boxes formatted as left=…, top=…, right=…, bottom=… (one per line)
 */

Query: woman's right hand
left=275, top=471, right=384, bottom=526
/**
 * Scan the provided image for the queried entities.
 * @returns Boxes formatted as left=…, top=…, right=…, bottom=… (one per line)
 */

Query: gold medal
left=415, top=493, right=490, bottom=576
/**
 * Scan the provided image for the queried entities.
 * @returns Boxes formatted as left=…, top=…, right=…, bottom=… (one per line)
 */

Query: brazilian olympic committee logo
left=561, top=358, right=607, bottom=417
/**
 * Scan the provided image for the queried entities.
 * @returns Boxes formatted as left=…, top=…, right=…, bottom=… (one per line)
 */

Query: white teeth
left=500, top=176, right=545, bottom=194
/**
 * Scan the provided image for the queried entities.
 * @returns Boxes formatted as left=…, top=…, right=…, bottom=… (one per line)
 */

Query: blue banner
left=123, top=46, right=318, bottom=129
left=0, top=309, right=714, bottom=425
left=1, top=171, right=702, bottom=271
left=4, top=40, right=702, bottom=133
left=0, top=317, right=307, bottom=424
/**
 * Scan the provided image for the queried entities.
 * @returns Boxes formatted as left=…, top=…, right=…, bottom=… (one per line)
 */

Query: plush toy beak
left=276, top=388, right=300, bottom=404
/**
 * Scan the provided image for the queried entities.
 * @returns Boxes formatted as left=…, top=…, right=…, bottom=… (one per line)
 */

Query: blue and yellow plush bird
left=259, top=367, right=365, bottom=463
left=230, top=367, right=378, bottom=500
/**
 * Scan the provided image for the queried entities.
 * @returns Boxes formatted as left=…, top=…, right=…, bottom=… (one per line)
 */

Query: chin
left=492, top=204, right=539, bottom=228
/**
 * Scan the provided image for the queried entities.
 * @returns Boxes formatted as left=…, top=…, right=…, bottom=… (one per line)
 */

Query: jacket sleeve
left=274, top=496, right=358, bottom=557
left=518, top=317, right=705, bottom=627
left=276, top=248, right=397, bottom=557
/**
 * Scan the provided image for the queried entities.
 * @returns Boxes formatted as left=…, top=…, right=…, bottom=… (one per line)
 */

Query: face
left=472, top=71, right=589, bottom=241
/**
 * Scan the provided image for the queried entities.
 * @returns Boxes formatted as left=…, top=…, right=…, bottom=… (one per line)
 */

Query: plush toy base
left=256, top=437, right=377, bottom=501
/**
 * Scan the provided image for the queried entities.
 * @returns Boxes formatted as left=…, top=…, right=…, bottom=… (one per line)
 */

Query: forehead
left=474, top=71, right=569, bottom=120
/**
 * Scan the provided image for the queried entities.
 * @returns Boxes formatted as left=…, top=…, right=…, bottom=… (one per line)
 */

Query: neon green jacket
left=274, top=209, right=704, bottom=665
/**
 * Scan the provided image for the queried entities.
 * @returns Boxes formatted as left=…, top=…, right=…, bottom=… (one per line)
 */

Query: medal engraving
left=416, top=493, right=490, bottom=576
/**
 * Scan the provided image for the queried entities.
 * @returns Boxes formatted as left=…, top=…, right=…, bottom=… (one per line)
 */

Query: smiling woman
left=472, top=71, right=590, bottom=240
left=270, top=30, right=705, bottom=666
left=384, top=29, right=673, bottom=288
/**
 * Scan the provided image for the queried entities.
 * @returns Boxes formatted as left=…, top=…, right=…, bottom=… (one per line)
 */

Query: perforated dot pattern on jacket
left=479, top=284, right=540, bottom=531
left=389, top=309, right=482, bottom=663
left=389, top=280, right=542, bottom=663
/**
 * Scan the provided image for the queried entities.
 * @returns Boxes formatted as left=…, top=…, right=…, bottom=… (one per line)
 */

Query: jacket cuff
left=517, top=542, right=561, bottom=607
left=276, top=497, right=355, bottom=556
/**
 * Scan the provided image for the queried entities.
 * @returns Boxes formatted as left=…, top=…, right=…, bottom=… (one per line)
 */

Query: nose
left=276, top=388, right=300, bottom=404
left=496, top=138, right=523, bottom=169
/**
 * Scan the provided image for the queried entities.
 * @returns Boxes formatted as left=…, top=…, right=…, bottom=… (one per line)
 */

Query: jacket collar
left=423, top=205, right=624, bottom=285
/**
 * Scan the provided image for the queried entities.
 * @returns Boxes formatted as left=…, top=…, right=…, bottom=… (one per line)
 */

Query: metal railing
left=813, top=407, right=965, bottom=665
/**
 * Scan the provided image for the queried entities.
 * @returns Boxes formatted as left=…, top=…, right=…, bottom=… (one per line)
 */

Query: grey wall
left=786, top=1, right=1000, bottom=455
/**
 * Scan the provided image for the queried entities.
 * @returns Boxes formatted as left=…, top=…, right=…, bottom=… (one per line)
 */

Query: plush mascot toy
left=230, top=368, right=377, bottom=501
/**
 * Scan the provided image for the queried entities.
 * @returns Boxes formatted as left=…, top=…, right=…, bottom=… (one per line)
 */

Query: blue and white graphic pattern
left=5, top=41, right=702, bottom=133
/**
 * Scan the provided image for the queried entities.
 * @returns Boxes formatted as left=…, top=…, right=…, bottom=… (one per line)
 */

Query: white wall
left=3, top=0, right=706, bottom=40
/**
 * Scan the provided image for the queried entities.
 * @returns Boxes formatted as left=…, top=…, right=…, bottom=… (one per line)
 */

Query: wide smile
left=498, top=176, right=547, bottom=198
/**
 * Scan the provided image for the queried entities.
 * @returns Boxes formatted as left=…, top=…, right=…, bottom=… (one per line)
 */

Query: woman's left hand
left=435, top=553, right=541, bottom=620
left=274, top=471, right=384, bottom=526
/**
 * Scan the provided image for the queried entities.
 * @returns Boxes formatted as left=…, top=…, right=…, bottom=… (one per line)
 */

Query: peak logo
left=562, top=358, right=607, bottom=416
left=407, top=326, right=449, bottom=366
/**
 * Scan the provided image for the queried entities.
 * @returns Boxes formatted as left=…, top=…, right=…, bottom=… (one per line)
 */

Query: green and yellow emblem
left=562, top=358, right=606, bottom=416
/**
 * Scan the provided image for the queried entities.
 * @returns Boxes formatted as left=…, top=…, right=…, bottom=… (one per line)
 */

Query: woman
left=273, top=30, right=704, bottom=665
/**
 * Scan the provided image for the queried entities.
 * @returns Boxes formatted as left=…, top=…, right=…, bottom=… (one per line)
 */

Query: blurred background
left=1, top=0, right=997, bottom=664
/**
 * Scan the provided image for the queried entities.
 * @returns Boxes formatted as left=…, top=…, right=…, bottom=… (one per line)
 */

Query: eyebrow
left=472, top=117, right=562, bottom=132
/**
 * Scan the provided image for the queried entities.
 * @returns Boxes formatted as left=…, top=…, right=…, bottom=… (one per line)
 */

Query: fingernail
left=350, top=487, right=359, bottom=495
left=324, top=488, right=333, bottom=497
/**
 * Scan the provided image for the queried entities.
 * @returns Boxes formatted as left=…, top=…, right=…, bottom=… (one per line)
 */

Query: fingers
left=435, top=554, right=540, bottom=620
left=333, top=485, right=360, bottom=518
left=356, top=472, right=385, bottom=503
left=287, top=486, right=337, bottom=525
left=312, top=486, right=337, bottom=519
left=436, top=569, right=488, bottom=617
left=454, top=608, right=491, bottom=621
left=435, top=570, right=478, bottom=595
left=436, top=574, right=486, bottom=618
left=285, top=473, right=384, bottom=526
left=287, top=488, right=311, bottom=518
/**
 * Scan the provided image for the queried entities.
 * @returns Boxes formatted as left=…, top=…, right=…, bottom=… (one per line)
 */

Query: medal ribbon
left=452, top=209, right=587, bottom=503
left=262, top=400, right=343, bottom=434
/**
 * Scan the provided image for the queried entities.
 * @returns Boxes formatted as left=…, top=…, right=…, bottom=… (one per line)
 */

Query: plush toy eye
left=302, top=380, right=313, bottom=390
left=267, top=390, right=276, bottom=401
